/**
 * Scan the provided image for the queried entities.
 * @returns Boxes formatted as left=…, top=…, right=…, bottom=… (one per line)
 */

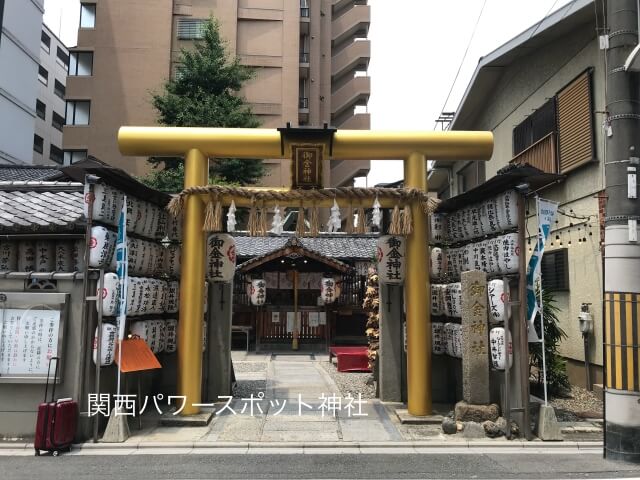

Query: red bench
left=329, top=346, right=371, bottom=372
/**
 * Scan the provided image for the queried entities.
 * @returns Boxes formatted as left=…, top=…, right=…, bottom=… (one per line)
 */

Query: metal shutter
left=556, top=71, right=594, bottom=173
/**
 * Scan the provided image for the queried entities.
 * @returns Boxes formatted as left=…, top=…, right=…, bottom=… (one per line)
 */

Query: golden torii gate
left=118, top=127, right=493, bottom=417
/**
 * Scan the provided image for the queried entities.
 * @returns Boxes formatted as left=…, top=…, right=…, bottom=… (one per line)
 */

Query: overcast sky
left=43, top=0, right=573, bottom=185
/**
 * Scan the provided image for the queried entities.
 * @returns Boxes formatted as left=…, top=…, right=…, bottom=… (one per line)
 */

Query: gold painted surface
left=404, top=152, right=431, bottom=416
left=177, top=149, right=207, bottom=415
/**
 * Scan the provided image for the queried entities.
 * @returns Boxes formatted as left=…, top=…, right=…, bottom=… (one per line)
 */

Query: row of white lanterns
left=431, top=323, right=512, bottom=370
left=244, top=277, right=342, bottom=306
left=429, top=189, right=519, bottom=244
left=431, top=279, right=507, bottom=322
left=99, top=274, right=181, bottom=316
left=430, top=232, right=520, bottom=281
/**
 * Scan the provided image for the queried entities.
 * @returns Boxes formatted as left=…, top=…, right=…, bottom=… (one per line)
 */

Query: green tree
left=141, top=18, right=263, bottom=191
left=529, top=288, right=571, bottom=396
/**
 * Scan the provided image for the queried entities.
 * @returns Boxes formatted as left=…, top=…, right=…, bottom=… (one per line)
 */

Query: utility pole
left=604, top=0, right=640, bottom=463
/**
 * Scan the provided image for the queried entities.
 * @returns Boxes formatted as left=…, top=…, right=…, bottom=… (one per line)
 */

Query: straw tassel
left=310, top=204, right=320, bottom=237
left=389, top=205, right=401, bottom=235
left=356, top=207, right=366, bottom=234
left=259, top=204, right=268, bottom=236
left=346, top=203, right=354, bottom=234
left=248, top=198, right=259, bottom=237
left=203, top=195, right=216, bottom=231
left=296, top=205, right=306, bottom=237
left=167, top=195, right=184, bottom=218
left=401, top=204, right=413, bottom=235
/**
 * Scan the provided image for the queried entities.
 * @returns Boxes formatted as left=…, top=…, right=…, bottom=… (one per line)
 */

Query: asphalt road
left=1, top=452, right=639, bottom=479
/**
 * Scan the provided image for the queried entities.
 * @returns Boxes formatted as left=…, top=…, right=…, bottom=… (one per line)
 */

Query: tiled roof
left=234, top=234, right=377, bottom=260
left=0, top=183, right=85, bottom=233
left=0, top=165, right=65, bottom=182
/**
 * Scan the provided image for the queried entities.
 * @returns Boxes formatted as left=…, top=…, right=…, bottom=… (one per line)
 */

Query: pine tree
left=141, top=18, right=263, bottom=191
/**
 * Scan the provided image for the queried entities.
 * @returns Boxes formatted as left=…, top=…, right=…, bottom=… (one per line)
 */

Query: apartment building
left=0, top=0, right=44, bottom=165
left=34, top=24, right=68, bottom=165
left=429, top=0, right=605, bottom=388
left=64, top=0, right=371, bottom=187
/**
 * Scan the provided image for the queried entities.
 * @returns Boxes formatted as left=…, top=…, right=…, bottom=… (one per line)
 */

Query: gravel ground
left=232, top=379, right=267, bottom=398
left=550, top=385, right=603, bottom=421
left=319, top=361, right=376, bottom=399
left=232, top=361, right=267, bottom=373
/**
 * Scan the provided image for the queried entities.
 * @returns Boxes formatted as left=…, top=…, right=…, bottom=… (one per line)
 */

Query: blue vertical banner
left=115, top=196, right=128, bottom=342
left=526, top=197, right=558, bottom=343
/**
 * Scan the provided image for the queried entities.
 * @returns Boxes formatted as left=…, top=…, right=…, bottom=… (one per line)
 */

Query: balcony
left=331, top=76, right=370, bottom=118
left=331, top=40, right=370, bottom=80
left=298, top=97, right=309, bottom=123
left=299, top=51, right=310, bottom=78
left=330, top=159, right=371, bottom=187
left=336, top=112, right=370, bottom=130
left=510, top=132, right=558, bottom=174
left=332, top=0, right=368, bottom=18
left=332, top=4, right=370, bottom=48
left=300, top=7, right=310, bottom=35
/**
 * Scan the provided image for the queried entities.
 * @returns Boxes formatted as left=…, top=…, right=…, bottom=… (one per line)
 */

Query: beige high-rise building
left=64, top=0, right=371, bottom=187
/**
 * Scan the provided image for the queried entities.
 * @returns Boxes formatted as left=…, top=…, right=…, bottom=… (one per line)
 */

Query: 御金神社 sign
left=291, top=144, right=323, bottom=189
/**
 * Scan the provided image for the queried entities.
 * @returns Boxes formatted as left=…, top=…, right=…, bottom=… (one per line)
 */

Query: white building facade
left=0, top=0, right=44, bottom=165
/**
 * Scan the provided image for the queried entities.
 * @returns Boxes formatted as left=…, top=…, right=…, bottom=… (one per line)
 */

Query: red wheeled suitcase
left=34, top=357, right=78, bottom=456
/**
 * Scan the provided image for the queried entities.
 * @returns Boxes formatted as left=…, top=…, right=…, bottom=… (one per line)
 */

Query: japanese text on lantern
left=385, top=237, right=403, bottom=281
left=207, top=236, right=225, bottom=279
left=292, top=145, right=323, bottom=189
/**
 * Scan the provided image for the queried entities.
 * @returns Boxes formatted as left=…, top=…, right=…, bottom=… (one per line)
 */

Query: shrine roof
left=0, top=182, right=84, bottom=234
left=234, top=234, right=377, bottom=261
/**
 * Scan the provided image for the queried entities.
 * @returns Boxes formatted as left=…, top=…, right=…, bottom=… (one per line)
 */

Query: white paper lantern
left=485, top=197, right=501, bottom=233
left=490, top=327, right=513, bottom=370
left=485, top=237, right=500, bottom=274
left=147, top=319, right=162, bottom=353
left=164, top=245, right=181, bottom=277
left=126, top=277, right=140, bottom=316
left=456, top=248, right=465, bottom=275
left=134, top=201, right=148, bottom=236
left=165, top=213, right=182, bottom=241
left=432, top=322, right=445, bottom=355
left=444, top=248, right=455, bottom=279
left=470, top=205, right=483, bottom=239
left=0, top=241, right=17, bottom=271
left=469, top=241, right=482, bottom=272
left=166, top=280, right=179, bottom=313
left=459, top=208, right=472, bottom=240
left=136, top=240, right=150, bottom=276
left=452, top=323, right=463, bottom=358
left=156, top=320, right=166, bottom=353
left=449, top=247, right=460, bottom=277
left=89, top=226, right=116, bottom=268
left=206, top=234, right=236, bottom=282
left=125, top=197, right=139, bottom=233
left=248, top=279, right=266, bottom=306
left=131, top=320, right=151, bottom=344
left=430, top=247, right=445, bottom=280
left=55, top=241, right=73, bottom=272
left=157, top=281, right=168, bottom=315
left=156, top=210, right=167, bottom=239
left=153, top=244, right=165, bottom=277
left=487, top=279, right=507, bottom=324
left=444, top=322, right=456, bottom=356
left=35, top=240, right=55, bottom=272
left=498, top=233, right=520, bottom=274
left=84, top=183, right=110, bottom=223
left=479, top=202, right=491, bottom=236
left=462, top=243, right=473, bottom=273
left=497, top=189, right=519, bottom=230
left=108, top=187, right=124, bottom=225
left=376, top=235, right=405, bottom=284
left=429, top=214, right=446, bottom=243
left=320, top=277, right=339, bottom=304
left=444, top=283, right=462, bottom=318
left=18, top=241, right=36, bottom=272
left=165, top=319, right=178, bottom=353
left=431, top=284, right=444, bottom=316
left=98, top=273, right=120, bottom=316
left=92, top=323, right=117, bottom=366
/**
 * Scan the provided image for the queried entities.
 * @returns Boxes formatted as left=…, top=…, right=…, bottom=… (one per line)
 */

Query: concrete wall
left=0, top=0, right=43, bottom=165
left=34, top=24, right=67, bottom=166
left=449, top=26, right=605, bottom=372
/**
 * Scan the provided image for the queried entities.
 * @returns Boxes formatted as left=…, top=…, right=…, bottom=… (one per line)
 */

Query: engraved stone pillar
left=461, top=270, right=490, bottom=404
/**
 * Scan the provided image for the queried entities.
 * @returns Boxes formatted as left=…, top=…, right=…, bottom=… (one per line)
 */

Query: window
left=69, top=51, right=93, bottom=76
left=63, top=150, right=87, bottom=165
left=49, top=144, right=63, bottom=164
left=65, top=100, right=90, bottom=125
left=513, top=98, right=556, bottom=156
left=36, top=100, right=46, bottom=120
left=33, top=135, right=43, bottom=154
left=177, top=18, right=207, bottom=39
left=38, top=65, right=48, bottom=85
left=52, top=111, right=64, bottom=132
left=456, top=162, right=485, bottom=194
left=54, top=80, right=65, bottom=99
left=41, top=31, right=50, bottom=53
left=541, top=248, right=569, bottom=291
left=56, top=47, right=69, bottom=69
left=300, top=0, right=309, bottom=17
left=80, top=3, right=96, bottom=29
left=556, top=70, right=595, bottom=173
